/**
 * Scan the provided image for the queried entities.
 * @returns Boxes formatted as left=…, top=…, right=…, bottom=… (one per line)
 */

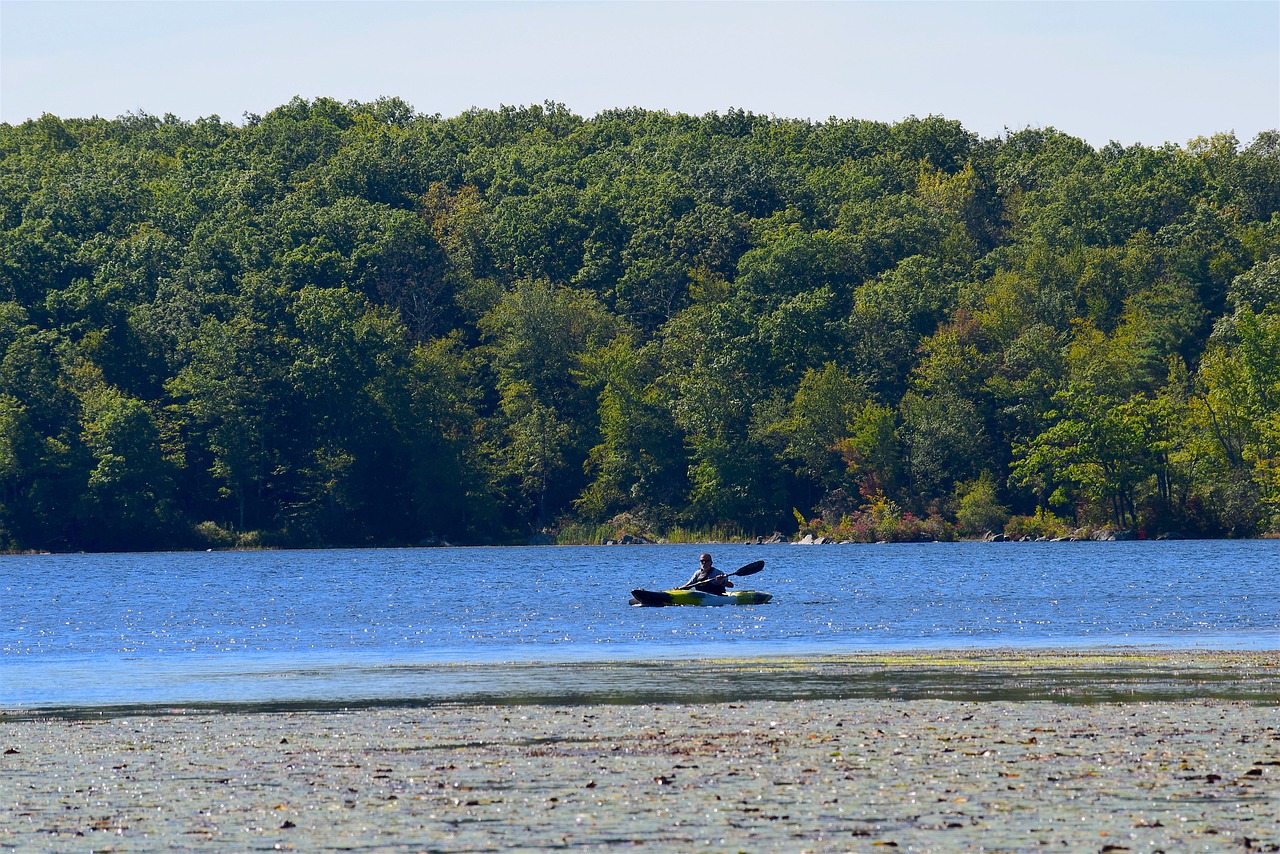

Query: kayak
left=629, top=588, right=773, bottom=607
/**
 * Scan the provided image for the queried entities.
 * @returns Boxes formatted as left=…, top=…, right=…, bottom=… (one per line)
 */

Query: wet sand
left=3, top=650, right=1279, bottom=852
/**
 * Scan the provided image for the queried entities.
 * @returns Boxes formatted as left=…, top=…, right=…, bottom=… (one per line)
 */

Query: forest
left=1, top=97, right=1278, bottom=551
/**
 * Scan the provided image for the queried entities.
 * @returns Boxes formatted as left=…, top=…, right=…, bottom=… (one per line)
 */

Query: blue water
left=2, top=541, right=1277, bottom=710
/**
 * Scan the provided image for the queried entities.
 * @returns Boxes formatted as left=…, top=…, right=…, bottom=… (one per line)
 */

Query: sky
left=2, top=0, right=1277, bottom=149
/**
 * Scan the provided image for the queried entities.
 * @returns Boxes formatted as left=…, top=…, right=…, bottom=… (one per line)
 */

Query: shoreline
left=4, top=650, right=1279, bottom=851
left=7, top=647, right=1280, bottom=719
left=6, top=647, right=1280, bottom=720
left=5, top=531, right=1280, bottom=556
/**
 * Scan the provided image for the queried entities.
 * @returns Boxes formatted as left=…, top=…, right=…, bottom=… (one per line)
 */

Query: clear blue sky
left=2, top=0, right=1277, bottom=148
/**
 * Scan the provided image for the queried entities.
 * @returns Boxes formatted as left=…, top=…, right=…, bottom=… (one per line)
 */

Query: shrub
left=795, top=488, right=949, bottom=542
left=1004, top=508, right=1073, bottom=540
left=192, top=521, right=236, bottom=549
left=955, top=473, right=1010, bottom=537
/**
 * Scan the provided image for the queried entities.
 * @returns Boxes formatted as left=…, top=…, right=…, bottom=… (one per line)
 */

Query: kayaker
left=685, top=553, right=734, bottom=595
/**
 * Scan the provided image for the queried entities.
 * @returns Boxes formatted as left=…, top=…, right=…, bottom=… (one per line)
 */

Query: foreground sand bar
left=3, top=649, right=1279, bottom=852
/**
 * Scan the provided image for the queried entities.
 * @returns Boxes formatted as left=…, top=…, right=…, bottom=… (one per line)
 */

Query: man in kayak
left=684, top=553, right=735, bottom=595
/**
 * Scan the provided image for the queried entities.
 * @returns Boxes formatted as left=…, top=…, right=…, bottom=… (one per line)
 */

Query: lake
left=2, top=540, right=1277, bottom=711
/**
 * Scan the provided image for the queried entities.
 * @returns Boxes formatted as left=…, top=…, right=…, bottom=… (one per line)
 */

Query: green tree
left=76, top=379, right=178, bottom=550
left=166, top=312, right=285, bottom=534
left=499, top=383, right=572, bottom=530
left=1192, top=306, right=1280, bottom=530
left=0, top=394, right=38, bottom=547
left=1010, top=322, right=1166, bottom=528
left=774, top=362, right=865, bottom=491
left=835, top=402, right=902, bottom=499
left=659, top=293, right=784, bottom=529
left=576, top=335, right=686, bottom=526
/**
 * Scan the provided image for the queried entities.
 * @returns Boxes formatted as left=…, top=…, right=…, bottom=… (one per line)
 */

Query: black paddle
left=675, top=559, right=765, bottom=591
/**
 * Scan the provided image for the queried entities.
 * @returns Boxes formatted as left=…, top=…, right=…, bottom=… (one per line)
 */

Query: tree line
left=1, top=97, right=1277, bottom=551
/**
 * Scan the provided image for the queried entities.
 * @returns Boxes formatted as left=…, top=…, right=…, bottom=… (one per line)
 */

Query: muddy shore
left=3, top=649, right=1279, bottom=852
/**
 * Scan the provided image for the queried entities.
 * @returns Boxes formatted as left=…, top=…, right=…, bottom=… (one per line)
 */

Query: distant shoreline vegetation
left=1, top=98, right=1278, bottom=553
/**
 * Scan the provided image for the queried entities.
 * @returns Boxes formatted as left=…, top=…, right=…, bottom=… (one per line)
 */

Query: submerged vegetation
left=1, top=98, right=1278, bottom=550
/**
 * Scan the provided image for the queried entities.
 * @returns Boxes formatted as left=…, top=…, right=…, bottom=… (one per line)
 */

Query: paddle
left=675, top=559, right=765, bottom=591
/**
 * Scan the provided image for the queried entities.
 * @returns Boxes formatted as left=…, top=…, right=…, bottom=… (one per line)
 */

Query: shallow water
left=2, top=540, right=1277, bottom=709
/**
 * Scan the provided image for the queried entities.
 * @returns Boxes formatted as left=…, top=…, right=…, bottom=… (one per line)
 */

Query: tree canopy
left=2, top=99, right=1277, bottom=550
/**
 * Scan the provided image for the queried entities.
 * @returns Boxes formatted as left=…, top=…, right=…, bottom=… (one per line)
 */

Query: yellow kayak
left=629, top=588, right=773, bottom=607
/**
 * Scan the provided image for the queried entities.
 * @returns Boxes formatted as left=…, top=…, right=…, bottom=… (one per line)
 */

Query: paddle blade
left=731, top=559, right=765, bottom=577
